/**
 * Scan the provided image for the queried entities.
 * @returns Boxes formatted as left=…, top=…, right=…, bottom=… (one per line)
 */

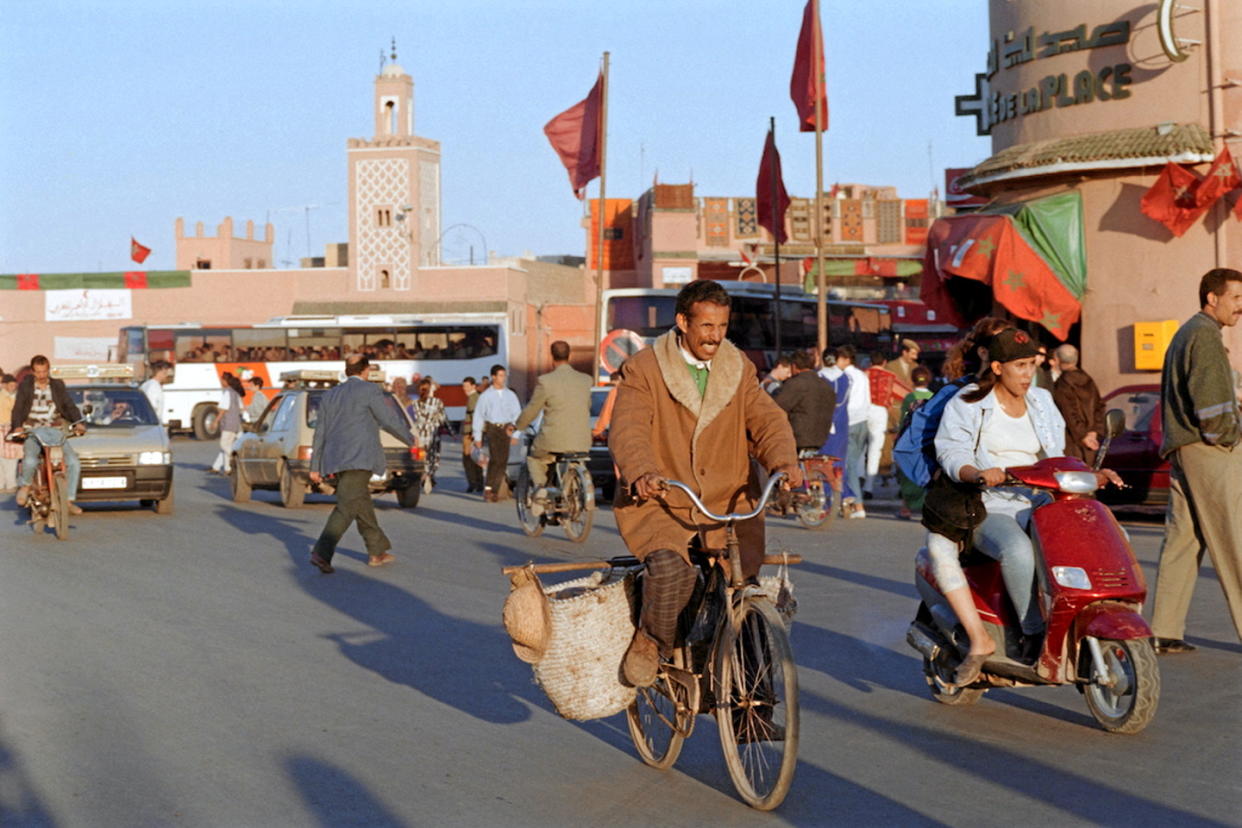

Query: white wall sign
left=44, top=289, right=133, bottom=322
left=661, top=266, right=693, bottom=285
left=54, top=336, right=116, bottom=361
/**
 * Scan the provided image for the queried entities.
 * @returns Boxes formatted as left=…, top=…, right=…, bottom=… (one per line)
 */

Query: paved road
left=1, top=439, right=1238, bottom=826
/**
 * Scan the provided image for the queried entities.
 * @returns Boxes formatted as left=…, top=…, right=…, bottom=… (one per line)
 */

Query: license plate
left=82, top=476, right=128, bottom=489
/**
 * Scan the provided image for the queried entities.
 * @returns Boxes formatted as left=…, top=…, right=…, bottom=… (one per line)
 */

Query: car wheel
left=154, top=488, right=174, bottom=515
left=279, top=460, right=305, bottom=508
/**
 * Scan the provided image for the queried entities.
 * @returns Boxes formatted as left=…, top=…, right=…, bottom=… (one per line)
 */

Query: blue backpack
left=892, top=378, right=970, bottom=488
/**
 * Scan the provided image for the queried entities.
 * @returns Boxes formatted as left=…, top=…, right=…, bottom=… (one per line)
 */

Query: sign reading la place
left=956, top=19, right=1134, bottom=136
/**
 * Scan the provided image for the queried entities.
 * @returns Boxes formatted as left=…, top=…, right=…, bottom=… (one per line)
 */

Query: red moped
left=906, top=412, right=1160, bottom=734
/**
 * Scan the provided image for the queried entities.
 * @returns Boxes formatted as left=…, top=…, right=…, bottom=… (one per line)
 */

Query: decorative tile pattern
left=355, top=157, right=411, bottom=290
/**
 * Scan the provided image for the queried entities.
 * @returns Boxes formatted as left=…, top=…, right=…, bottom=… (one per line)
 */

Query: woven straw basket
left=532, top=571, right=637, bottom=721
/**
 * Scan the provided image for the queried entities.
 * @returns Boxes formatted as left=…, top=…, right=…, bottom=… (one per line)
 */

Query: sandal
left=952, top=652, right=990, bottom=687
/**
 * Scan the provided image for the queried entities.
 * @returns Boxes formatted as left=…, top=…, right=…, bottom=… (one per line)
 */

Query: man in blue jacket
left=308, top=355, right=414, bottom=574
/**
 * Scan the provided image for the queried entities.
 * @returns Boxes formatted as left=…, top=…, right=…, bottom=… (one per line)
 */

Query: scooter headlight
left=1052, top=566, right=1093, bottom=590
left=1054, top=471, right=1099, bottom=494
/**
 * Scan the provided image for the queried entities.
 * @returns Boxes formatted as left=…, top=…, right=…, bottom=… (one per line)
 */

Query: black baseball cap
left=987, top=328, right=1041, bottom=363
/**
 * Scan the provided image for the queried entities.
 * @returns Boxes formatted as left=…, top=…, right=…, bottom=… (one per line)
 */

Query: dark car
left=1098, top=384, right=1169, bottom=506
left=588, top=385, right=616, bottom=500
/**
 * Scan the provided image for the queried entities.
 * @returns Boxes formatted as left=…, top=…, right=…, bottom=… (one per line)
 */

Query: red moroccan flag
left=130, top=237, right=151, bottom=264
left=790, top=0, right=828, bottom=132
left=543, top=72, right=603, bottom=199
left=16, top=273, right=39, bottom=290
left=1194, top=147, right=1241, bottom=208
left=756, top=128, right=790, bottom=244
left=124, top=271, right=148, bottom=288
left=1140, top=162, right=1207, bottom=237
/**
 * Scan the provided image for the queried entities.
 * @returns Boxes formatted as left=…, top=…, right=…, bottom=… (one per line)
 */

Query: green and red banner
left=923, top=213, right=1081, bottom=339
left=0, top=270, right=192, bottom=290
left=803, top=256, right=922, bottom=287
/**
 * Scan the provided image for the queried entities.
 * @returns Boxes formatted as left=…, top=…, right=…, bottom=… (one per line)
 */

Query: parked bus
left=117, top=314, right=507, bottom=438
left=597, top=282, right=893, bottom=377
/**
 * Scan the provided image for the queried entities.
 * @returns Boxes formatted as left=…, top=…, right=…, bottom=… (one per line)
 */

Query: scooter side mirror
left=1105, top=408, right=1126, bottom=439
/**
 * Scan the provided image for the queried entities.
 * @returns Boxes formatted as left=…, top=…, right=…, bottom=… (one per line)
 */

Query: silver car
left=68, top=385, right=175, bottom=514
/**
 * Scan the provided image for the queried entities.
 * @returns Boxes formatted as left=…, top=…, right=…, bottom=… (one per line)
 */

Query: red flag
left=16, top=273, right=39, bottom=290
left=790, top=0, right=828, bottom=132
left=543, top=72, right=603, bottom=199
left=756, top=129, right=790, bottom=244
left=130, top=237, right=151, bottom=264
left=1194, top=147, right=1241, bottom=209
left=1140, top=162, right=1207, bottom=237
left=124, top=271, right=149, bottom=289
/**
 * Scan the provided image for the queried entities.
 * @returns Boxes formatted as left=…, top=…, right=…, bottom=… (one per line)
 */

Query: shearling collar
left=652, top=329, right=744, bottom=445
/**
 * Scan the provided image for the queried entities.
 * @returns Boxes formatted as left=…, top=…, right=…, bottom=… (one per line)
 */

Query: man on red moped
left=10, top=354, right=86, bottom=514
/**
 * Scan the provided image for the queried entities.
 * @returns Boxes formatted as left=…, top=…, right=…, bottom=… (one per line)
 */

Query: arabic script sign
left=44, top=289, right=133, bottom=322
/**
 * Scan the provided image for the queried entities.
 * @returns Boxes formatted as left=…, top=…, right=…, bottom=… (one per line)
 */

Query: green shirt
left=685, top=361, right=709, bottom=398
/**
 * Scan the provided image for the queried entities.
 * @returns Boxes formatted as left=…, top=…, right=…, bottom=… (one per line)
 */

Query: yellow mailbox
left=1134, top=320, right=1179, bottom=371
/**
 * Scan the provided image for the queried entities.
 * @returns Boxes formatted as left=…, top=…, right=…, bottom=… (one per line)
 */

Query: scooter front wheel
left=1080, top=638, right=1160, bottom=734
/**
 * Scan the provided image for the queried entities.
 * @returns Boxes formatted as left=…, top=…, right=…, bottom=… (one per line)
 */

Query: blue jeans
left=975, top=512, right=1043, bottom=635
left=18, top=427, right=81, bottom=501
left=844, top=421, right=869, bottom=501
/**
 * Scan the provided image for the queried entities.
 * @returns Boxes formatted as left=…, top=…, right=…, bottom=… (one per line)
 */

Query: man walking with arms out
left=473, top=364, right=522, bottom=502
left=1150, top=268, right=1242, bottom=653
left=308, top=355, right=414, bottom=574
left=515, top=341, right=592, bottom=494
left=609, top=280, right=799, bottom=686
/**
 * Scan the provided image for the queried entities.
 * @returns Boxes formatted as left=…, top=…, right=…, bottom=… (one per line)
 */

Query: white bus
left=598, top=282, right=893, bottom=378
left=117, top=314, right=507, bottom=438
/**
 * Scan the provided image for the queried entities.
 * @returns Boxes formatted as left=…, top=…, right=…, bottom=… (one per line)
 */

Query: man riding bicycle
left=609, top=279, right=800, bottom=687
left=514, top=339, right=593, bottom=498
left=11, top=354, right=86, bottom=514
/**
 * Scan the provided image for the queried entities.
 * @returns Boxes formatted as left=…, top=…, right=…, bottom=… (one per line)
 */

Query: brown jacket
left=609, top=330, right=796, bottom=574
left=1052, top=367, right=1105, bottom=463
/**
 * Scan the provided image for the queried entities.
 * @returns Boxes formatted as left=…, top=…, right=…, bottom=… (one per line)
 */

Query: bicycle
left=6, top=421, right=84, bottom=541
left=767, top=450, right=842, bottom=530
left=514, top=446, right=595, bottom=543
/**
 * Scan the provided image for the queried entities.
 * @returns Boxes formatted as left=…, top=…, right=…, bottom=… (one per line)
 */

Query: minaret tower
left=346, top=39, right=442, bottom=292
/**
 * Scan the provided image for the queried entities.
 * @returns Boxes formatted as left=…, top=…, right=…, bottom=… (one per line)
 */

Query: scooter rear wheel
left=923, top=656, right=985, bottom=706
left=1080, top=638, right=1160, bottom=734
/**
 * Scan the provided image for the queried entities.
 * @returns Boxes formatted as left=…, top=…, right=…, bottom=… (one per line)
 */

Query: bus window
left=287, top=329, right=340, bottom=360
left=608, top=296, right=676, bottom=337
left=779, top=301, right=818, bottom=350
left=147, top=328, right=175, bottom=363
left=341, top=329, right=397, bottom=359
left=727, top=296, right=775, bottom=350
left=176, top=330, right=233, bottom=363
left=234, top=328, right=288, bottom=361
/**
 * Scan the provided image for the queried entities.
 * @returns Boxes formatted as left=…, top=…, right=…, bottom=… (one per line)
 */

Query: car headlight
left=1054, top=470, right=1099, bottom=494
left=1052, top=566, right=1093, bottom=590
left=138, top=450, right=169, bottom=465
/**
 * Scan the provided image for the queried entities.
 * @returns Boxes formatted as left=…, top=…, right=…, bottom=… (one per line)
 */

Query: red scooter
left=906, top=411, right=1160, bottom=734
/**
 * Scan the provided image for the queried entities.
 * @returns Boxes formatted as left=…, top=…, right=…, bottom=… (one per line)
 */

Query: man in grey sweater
left=1150, top=268, right=1242, bottom=653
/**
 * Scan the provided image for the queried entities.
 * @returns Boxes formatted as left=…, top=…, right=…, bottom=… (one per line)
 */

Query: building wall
left=174, top=216, right=274, bottom=270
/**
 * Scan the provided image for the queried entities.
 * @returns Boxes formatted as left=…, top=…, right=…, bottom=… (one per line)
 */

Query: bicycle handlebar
left=660, top=472, right=787, bottom=523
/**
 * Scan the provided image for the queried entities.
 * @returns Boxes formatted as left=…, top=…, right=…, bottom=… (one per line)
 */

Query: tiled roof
left=959, top=123, right=1215, bottom=190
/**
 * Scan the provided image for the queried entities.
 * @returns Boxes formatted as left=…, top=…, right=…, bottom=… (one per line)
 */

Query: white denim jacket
left=935, top=383, right=1066, bottom=520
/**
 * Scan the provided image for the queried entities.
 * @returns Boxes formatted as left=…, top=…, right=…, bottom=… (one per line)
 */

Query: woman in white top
left=931, top=328, right=1066, bottom=675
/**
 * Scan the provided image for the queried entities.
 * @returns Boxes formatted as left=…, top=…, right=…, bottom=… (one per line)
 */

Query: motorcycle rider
left=10, top=354, right=86, bottom=514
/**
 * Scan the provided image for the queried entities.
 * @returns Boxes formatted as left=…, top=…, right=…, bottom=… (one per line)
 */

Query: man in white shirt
left=472, top=364, right=522, bottom=501
left=140, top=361, right=172, bottom=426
left=829, top=345, right=871, bottom=518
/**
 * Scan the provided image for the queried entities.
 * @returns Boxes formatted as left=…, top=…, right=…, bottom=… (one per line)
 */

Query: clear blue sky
left=0, top=0, right=990, bottom=274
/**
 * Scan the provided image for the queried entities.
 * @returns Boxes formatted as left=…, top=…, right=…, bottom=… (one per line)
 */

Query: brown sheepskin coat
left=609, top=329, right=797, bottom=576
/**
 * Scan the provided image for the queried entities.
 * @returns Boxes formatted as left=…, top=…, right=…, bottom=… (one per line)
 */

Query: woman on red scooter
left=934, top=328, right=1066, bottom=682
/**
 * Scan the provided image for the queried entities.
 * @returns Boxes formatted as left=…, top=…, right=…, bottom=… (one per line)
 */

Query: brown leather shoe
left=368, top=552, right=396, bottom=567
left=309, top=553, right=335, bottom=574
left=622, top=629, right=660, bottom=688
left=15, top=485, right=29, bottom=507
left=483, top=489, right=497, bottom=503
left=67, top=502, right=84, bottom=516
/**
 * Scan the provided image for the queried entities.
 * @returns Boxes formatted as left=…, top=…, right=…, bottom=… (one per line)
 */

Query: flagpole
left=770, top=116, right=783, bottom=357
left=812, top=0, right=828, bottom=359
left=593, top=51, right=610, bottom=383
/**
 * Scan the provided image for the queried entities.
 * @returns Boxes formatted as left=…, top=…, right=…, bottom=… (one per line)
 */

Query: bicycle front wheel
left=714, top=598, right=799, bottom=810
left=626, top=668, right=693, bottom=770
left=51, top=474, right=71, bottom=541
left=561, top=464, right=594, bottom=543
left=514, top=466, right=544, bottom=537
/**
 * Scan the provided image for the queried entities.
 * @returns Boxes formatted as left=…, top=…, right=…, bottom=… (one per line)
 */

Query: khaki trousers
left=1150, top=442, right=1242, bottom=641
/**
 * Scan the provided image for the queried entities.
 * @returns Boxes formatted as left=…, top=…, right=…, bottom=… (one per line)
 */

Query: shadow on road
left=796, top=560, right=918, bottom=601
left=283, top=754, right=404, bottom=828
left=798, top=688, right=1219, bottom=825
left=793, top=622, right=931, bottom=698
left=0, top=732, right=56, bottom=827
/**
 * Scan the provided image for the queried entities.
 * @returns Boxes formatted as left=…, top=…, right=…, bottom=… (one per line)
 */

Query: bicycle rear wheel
left=561, top=464, right=594, bottom=543
left=514, top=466, right=544, bottom=537
left=51, top=474, right=71, bottom=541
left=714, top=598, right=799, bottom=810
left=626, top=669, right=693, bottom=770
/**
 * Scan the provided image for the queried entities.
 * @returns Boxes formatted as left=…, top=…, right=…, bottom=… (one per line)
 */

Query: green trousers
left=312, top=469, right=391, bottom=561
